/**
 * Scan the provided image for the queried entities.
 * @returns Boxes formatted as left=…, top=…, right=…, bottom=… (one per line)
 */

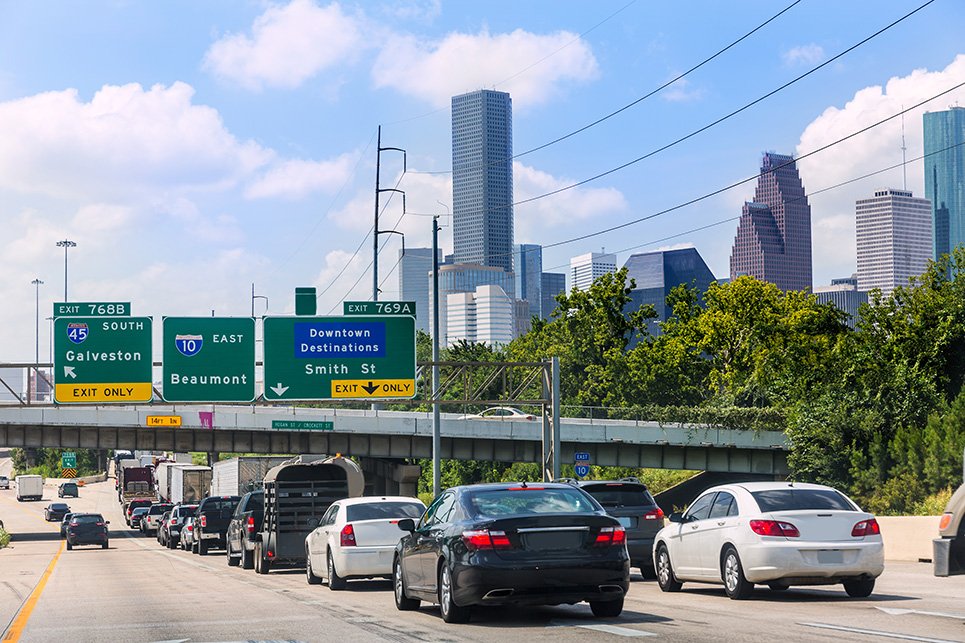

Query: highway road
left=1, top=457, right=964, bottom=643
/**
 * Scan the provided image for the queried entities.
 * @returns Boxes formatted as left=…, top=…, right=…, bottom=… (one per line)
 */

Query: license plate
left=817, top=550, right=843, bottom=564
left=617, top=517, right=633, bottom=528
left=523, top=531, right=584, bottom=550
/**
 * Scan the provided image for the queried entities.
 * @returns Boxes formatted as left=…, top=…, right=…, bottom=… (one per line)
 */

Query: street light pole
left=31, top=279, right=43, bottom=366
left=56, top=239, right=77, bottom=301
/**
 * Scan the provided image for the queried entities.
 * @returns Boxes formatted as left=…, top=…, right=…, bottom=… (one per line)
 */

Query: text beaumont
left=169, top=373, right=248, bottom=385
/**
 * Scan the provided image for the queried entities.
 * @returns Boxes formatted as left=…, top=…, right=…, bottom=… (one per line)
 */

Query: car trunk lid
left=763, top=510, right=873, bottom=542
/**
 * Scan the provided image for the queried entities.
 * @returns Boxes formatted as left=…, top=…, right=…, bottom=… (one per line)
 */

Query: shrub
left=0, top=527, right=10, bottom=549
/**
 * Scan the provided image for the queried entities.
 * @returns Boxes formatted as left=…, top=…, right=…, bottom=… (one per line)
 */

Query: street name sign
left=263, top=315, right=416, bottom=401
left=161, top=317, right=255, bottom=403
left=147, top=416, right=182, bottom=427
left=271, top=420, right=334, bottom=431
left=53, top=316, right=153, bottom=404
left=54, top=302, right=131, bottom=317
left=343, top=301, right=416, bottom=316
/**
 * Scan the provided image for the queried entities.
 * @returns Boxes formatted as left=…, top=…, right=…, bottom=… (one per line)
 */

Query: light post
left=250, top=283, right=269, bottom=317
left=31, top=279, right=43, bottom=366
left=56, top=239, right=77, bottom=301
left=46, top=317, right=53, bottom=363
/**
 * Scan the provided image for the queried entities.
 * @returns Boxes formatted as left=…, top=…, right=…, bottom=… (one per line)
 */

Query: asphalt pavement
left=1, top=458, right=964, bottom=643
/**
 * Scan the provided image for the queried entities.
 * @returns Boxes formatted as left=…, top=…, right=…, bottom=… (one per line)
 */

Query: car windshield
left=71, top=515, right=104, bottom=524
left=581, top=484, right=655, bottom=508
left=346, top=502, right=425, bottom=522
left=751, top=488, right=857, bottom=512
left=467, top=487, right=599, bottom=518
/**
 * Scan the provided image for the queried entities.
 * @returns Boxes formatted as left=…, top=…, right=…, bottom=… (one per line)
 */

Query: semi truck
left=211, top=457, right=292, bottom=496
left=170, top=465, right=212, bottom=505
left=15, top=474, right=43, bottom=501
left=253, top=455, right=364, bottom=574
left=117, top=463, right=156, bottom=508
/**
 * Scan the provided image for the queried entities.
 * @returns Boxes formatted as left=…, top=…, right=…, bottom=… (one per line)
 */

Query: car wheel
left=305, top=549, right=321, bottom=585
left=768, top=583, right=789, bottom=591
left=722, top=547, right=753, bottom=600
left=255, top=542, right=270, bottom=575
left=66, top=542, right=72, bottom=551
left=198, top=540, right=208, bottom=556
left=656, top=545, right=682, bottom=592
left=102, top=541, right=109, bottom=550
left=590, top=598, right=624, bottom=618
left=242, top=547, right=254, bottom=570
left=327, top=550, right=346, bottom=590
left=227, top=543, right=240, bottom=567
left=637, top=561, right=657, bottom=580
left=394, top=556, right=420, bottom=611
left=843, top=578, right=875, bottom=598
left=438, top=562, right=470, bottom=623
left=168, top=535, right=177, bottom=550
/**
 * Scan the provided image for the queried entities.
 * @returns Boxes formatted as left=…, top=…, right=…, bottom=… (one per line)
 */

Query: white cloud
left=71, top=204, right=134, bottom=232
left=312, top=249, right=376, bottom=314
left=0, top=82, right=272, bottom=202
left=203, top=0, right=365, bottom=90
left=796, top=54, right=965, bottom=284
left=783, top=44, right=825, bottom=67
left=245, top=153, right=357, bottom=200
left=371, top=29, right=598, bottom=109
left=661, top=77, right=704, bottom=103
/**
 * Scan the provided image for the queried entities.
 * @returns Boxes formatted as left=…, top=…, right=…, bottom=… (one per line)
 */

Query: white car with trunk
left=653, top=481, right=884, bottom=599
left=305, top=496, right=426, bottom=589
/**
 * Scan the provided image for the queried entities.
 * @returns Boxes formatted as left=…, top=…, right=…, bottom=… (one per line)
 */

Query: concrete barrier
left=44, top=472, right=107, bottom=486
left=877, top=516, right=942, bottom=562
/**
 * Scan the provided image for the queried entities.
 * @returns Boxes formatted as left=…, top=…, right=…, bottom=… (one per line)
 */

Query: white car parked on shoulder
left=653, top=482, right=884, bottom=599
left=305, top=496, right=426, bottom=590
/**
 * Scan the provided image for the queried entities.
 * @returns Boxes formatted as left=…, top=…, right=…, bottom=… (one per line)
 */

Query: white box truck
left=15, top=474, right=43, bottom=501
left=211, top=457, right=292, bottom=496
left=170, top=466, right=212, bottom=504
left=155, top=462, right=182, bottom=502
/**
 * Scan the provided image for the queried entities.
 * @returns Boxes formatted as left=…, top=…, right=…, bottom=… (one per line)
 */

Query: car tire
left=168, top=535, right=177, bottom=550
left=305, top=549, right=322, bottom=585
left=722, top=547, right=753, bottom=600
left=590, top=598, right=624, bottom=618
left=241, top=547, right=254, bottom=570
left=66, top=542, right=72, bottom=551
left=843, top=578, right=875, bottom=598
left=637, top=561, right=657, bottom=580
left=394, top=556, right=420, bottom=611
left=198, top=540, right=208, bottom=556
left=438, top=562, right=470, bottom=623
left=102, top=541, right=109, bottom=550
left=768, top=583, right=789, bottom=591
left=255, top=542, right=270, bottom=575
left=656, top=545, right=682, bottom=592
left=327, top=550, right=346, bottom=590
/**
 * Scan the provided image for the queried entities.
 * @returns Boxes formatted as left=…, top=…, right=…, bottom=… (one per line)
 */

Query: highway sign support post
left=161, top=317, right=255, bottom=403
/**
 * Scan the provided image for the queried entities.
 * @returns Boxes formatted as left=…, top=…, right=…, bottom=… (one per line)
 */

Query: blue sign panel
left=294, top=321, right=386, bottom=359
left=575, top=464, right=591, bottom=477
left=574, top=451, right=591, bottom=462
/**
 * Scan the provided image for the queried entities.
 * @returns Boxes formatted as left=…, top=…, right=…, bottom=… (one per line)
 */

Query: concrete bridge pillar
left=358, top=458, right=421, bottom=498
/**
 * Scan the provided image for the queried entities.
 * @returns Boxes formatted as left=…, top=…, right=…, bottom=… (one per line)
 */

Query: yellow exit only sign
left=146, top=415, right=182, bottom=427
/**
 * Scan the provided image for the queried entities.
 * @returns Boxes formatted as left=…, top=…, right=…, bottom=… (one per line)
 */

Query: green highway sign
left=263, top=315, right=416, bottom=401
left=61, top=451, right=76, bottom=468
left=53, top=316, right=153, bottom=404
left=271, top=420, right=334, bottom=431
left=54, top=302, right=131, bottom=317
left=343, top=301, right=416, bottom=316
left=161, top=317, right=255, bottom=403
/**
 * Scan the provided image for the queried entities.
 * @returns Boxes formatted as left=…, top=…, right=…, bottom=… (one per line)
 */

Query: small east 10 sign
left=575, top=464, right=591, bottom=477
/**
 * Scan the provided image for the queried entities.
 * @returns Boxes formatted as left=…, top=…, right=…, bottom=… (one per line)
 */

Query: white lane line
left=549, top=621, right=657, bottom=637
left=799, top=622, right=961, bottom=643
left=877, top=606, right=965, bottom=620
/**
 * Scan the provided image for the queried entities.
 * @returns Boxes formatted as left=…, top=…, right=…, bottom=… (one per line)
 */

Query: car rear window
left=132, top=507, right=149, bottom=515
left=72, top=515, right=105, bottom=524
left=176, top=506, right=197, bottom=517
left=201, top=498, right=240, bottom=515
left=346, top=502, right=424, bottom=522
left=751, top=489, right=856, bottom=512
left=467, top=487, right=599, bottom=518
left=51, top=503, right=69, bottom=510
left=580, top=484, right=656, bottom=508
left=61, top=483, right=77, bottom=490
left=149, top=504, right=173, bottom=515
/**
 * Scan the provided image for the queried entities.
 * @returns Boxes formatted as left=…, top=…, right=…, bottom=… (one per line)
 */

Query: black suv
left=564, top=478, right=664, bottom=578
left=58, top=482, right=78, bottom=498
left=193, top=495, right=241, bottom=555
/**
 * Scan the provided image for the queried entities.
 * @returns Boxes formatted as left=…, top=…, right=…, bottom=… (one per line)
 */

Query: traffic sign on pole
left=575, top=464, right=591, bottom=477
left=61, top=451, right=76, bottom=468
left=53, top=316, right=153, bottom=404
left=263, top=315, right=416, bottom=401
left=161, top=317, right=255, bottom=403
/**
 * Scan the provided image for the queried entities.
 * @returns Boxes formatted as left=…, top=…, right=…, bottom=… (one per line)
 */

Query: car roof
left=726, top=481, right=837, bottom=492
left=450, top=482, right=583, bottom=493
left=336, top=496, right=424, bottom=507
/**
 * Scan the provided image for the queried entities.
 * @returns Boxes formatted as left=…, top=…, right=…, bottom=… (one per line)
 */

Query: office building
left=924, top=107, right=965, bottom=259
left=541, top=272, right=566, bottom=319
left=447, top=285, right=515, bottom=347
left=398, top=247, right=440, bottom=334
left=855, top=188, right=932, bottom=296
left=430, top=264, right=515, bottom=346
left=730, top=152, right=813, bottom=291
left=570, top=251, right=616, bottom=291
left=513, top=244, right=543, bottom=318
left=814, top=275, right=868, bottom=328
left=451, top=89, right=514, bottom=272
left=624, top=247, right=716, bottom=333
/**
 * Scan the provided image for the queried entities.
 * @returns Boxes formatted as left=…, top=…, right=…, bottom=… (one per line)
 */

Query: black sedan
left=44, top=502, right=71, bottom=522
left=65, top=513, right=109, bottom=550
left=393, top=482, right=629, bottom=623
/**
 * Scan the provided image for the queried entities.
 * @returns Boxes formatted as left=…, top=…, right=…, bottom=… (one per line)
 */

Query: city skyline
left=1, top=2, right=964, bottom=360
left=924, top=106, right=965, bottom=260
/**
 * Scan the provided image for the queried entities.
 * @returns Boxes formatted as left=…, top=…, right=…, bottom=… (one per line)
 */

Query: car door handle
left=690, top=525, right=699, bottom=530
left=717, top=521, right=725, bottom=526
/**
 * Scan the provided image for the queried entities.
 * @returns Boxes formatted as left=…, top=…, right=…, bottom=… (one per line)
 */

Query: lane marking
left=876, top=606, right=965, bottom=620
left=1, top=541, right=65, bottom=642
left=799, top=622, right=961, bottom=643
left=550, top=621, right=657, bottom=637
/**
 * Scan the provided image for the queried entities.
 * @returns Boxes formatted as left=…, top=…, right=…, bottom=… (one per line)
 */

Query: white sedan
left=653, top=481, right=884, bottom=599
left=305, top=496, right=426, bottom=590
left=457, top=406, right=536, bottom=420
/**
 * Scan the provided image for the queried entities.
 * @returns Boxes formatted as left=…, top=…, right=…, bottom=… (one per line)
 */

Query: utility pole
left=372, top=125, right=407, bottom=302
left=56, top=239, right=77, bottom=301
left=432, top=215, right=442, bottom=497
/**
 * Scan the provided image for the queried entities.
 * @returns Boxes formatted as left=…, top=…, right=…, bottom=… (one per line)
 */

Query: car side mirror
left=106, top=521, right=110, bottom=525
left=668, top=512, right=686, bottom=524
left=397, top=518, right=415, bottom=532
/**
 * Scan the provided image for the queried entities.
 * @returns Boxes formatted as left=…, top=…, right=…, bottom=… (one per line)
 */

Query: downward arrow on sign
left=270, top=383, right=289, bottom=396
left=64, top=366, right=77, bottom=379
left=362, top=381, right=380, bottom=395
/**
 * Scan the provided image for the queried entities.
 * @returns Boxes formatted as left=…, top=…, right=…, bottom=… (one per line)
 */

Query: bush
left=0, top=527, right=10, bottom=549
left=913, top=487, right=954, bottom=516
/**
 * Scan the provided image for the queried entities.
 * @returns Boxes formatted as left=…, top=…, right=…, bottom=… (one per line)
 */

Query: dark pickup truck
left=225, top=490, right=263, bottom=569
left=192, top=495, right=240, bottom=555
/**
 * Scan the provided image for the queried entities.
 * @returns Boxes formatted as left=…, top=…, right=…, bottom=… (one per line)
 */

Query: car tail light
left=643, top=508, right=664, bottom=521
left=852, top=518, right=881, bottom=537
left=594, top=526, right=627, bottom=547
left=462, top=529, right=512, bottom=550
left=246, top=516, right=256, bottom=533
left=187, top=524, right=193, bottom=531
left=267, top=550, right=275, bottom=559
left=939, top=513, right=952, bottom=531
left=340, top=524, right=356, bottom=547
left=749, top=520, right=800, bottom=537
left=200, top=515, right=207, bottom=528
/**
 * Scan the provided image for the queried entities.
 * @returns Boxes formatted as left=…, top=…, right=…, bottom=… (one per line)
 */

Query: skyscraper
left=730, top=152, right=812, bottom=291
left=570, top=251, right=616, bottom=291
left=398, top=247, right=440, bottom=334
left=814, top=275, right=868, bottom=328
left=624, top=247, right=716, bottom=335
left=447, top=285, right=515, bottom=347
left=451, top=89, right=514, bottom=272
left=924, top=107, right=965, bottom=259
left=855, top=188, right=932, bottom=296
left=541, top=272, right=566, bottom=319
left=513, top=243, right=542, bottom=317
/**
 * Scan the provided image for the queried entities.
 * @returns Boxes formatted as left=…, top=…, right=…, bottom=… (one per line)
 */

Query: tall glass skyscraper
left=730, top=152, right=812, bottom=291
left=513, top=243, right=542, bottom=317
left=923, top=107, right=965, bottom=259
left=398, top=247, right=440, bottom=334
left=451, top=90, right=514, bottom=272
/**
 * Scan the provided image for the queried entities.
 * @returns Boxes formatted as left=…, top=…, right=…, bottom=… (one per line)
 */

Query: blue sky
left=1, top=0, right=963, bottom=362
